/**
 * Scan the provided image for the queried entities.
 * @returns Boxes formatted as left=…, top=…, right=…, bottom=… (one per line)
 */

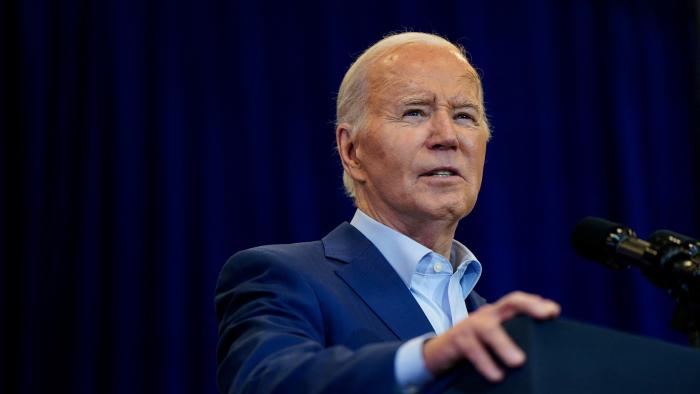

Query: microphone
left=571, top=217, right=700, bottom=287
left=573, top=216, right=700, bottom=346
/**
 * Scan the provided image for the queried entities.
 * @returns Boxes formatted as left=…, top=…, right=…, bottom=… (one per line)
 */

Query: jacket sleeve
left=215, top=248, right=403, bottom=394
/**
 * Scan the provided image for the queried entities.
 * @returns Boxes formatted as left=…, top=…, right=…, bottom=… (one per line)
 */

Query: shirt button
left=433, top=262, right=442, bottom=272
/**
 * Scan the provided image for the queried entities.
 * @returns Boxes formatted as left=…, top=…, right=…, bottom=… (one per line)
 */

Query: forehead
left=367, top=44, right=481, bottom=102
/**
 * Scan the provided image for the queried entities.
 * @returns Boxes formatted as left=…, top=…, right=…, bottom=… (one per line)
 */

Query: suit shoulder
left=219, top=240, right=326, bottom=280
left=227, top=240, right=324, bottom=265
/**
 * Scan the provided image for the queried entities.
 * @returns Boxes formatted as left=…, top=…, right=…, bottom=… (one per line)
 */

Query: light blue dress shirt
left=350, top=209, right=483, bottom=391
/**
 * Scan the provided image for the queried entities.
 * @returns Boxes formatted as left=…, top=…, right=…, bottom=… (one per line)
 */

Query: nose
left=427, top=110, right=458, bottom=151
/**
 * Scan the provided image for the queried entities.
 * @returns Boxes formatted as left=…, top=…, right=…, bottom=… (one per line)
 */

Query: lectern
left=425, top=317, right=700, bottom=394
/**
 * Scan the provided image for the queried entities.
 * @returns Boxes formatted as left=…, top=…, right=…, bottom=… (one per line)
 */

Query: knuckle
left=454, top=332, right=475, bottom=353
left=455, top=324, right=476, bottom=341
left=481, top=326, right=504, bottom=341
left=509, top=291, right=529, bottom=302
left=459, top=337, right=482, bottom=358
left=476, top=303, right=495, bottom=314
left=506, top=291, right=543, bottom=306
left=476, top=309, right=501, bottom=324
left=479, top=316, right=500, bottom=332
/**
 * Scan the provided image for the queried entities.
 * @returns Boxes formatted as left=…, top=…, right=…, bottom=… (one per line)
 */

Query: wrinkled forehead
left=379, top=43, right=472, bottom=69
left=366, top=44, right=482, bottom=103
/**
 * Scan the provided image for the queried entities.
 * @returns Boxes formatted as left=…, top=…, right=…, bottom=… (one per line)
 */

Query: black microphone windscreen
left=572, top=217, right=625, bottom=262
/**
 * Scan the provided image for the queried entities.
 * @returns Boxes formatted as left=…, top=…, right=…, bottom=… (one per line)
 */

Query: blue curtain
left=3, top=0, right=699, bottom=393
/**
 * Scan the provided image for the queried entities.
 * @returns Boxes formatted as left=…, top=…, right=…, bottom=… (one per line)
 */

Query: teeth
left=431, top=170, right=454, bottom=176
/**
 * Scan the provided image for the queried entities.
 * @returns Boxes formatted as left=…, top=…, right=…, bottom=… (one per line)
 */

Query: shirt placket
left=448, top=264, right=468, bottom=325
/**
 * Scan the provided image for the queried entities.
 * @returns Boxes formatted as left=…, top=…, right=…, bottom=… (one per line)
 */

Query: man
left=215, top=32, right=560, bottom=394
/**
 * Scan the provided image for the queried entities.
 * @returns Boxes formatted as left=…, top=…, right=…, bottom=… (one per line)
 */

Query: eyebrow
left=458, top=72, right=478, bottom=81
left=451, top=101, right=480, bottom=110
left=398, top=94, right=481, bottom=112
left=399, top=95, right=435, bottom=106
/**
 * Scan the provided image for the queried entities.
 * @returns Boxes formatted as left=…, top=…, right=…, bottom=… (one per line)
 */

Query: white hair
left=336, top=32, right=489, bottom=199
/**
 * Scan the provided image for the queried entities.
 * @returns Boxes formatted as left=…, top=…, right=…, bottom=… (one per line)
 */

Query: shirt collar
left=350, top=209, right=480, bottom=287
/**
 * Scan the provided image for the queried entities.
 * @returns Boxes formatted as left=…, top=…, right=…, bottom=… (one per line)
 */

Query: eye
left=403, top=109, right=426, bottom=118
left=454, top=112, right=477, bottom=124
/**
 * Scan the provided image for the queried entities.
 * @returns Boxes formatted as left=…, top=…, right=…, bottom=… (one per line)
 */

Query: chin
left=402, top=187, right=477, bottom=220
left=420, top=200, right=473, bottom=222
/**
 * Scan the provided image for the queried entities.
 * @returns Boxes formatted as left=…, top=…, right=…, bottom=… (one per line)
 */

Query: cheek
left=461, top=133, right=488, bottom=163
left=359, top=142, right=388, bottom=173
left=474, top=146, right=487, bottom=168
left=363, top=133, right=410, bottom=170
left=459, top=129, right=487, bottom=148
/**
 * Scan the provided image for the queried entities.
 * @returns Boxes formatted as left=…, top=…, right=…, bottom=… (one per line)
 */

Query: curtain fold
left=3, top=0, right=699, bottom=393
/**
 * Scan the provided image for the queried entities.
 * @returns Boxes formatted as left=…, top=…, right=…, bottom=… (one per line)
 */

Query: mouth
left=420, top=167, right=462, bottom=178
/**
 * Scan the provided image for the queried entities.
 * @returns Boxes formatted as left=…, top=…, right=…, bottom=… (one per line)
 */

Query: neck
left=356, top=202, right=458, bottom=259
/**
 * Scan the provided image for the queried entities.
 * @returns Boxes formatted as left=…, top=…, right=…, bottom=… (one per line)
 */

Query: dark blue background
left=2, top=0, right=699, bottom=393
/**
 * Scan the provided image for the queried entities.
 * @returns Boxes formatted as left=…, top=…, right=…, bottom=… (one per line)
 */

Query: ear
left=336, top=123, right=367, bottom=183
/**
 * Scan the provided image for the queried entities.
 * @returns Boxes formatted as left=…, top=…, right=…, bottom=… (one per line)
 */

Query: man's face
left=350, top=44, right=489, bottom=226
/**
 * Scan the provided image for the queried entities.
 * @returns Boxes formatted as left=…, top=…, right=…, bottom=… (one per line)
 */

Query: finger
left=478, top=324, right=525, bottom=368
left=494, top=291, right=561, bottom=321
left=456, top=332, right=504, bottom=382
left=422, top=335, right=461, bottom=375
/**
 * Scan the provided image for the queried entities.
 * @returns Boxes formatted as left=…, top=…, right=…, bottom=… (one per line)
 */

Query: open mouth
left=421, top=168, right=460, bottom=177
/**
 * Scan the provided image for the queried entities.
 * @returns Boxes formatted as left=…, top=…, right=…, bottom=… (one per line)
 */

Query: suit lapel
left=323, top=223, right=435, bottom=341
left=466, top=290, right=487, bottom=312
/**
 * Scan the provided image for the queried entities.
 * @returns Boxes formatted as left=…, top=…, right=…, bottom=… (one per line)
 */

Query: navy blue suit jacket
left=215, top=222, right=486, bottom=394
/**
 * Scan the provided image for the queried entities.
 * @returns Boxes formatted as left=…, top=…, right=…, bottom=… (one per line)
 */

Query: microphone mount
left=572, top=217, right=700, bottom=347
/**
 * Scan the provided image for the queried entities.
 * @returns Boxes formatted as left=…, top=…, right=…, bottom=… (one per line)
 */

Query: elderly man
left=215, top=32, right=560, bottom=394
